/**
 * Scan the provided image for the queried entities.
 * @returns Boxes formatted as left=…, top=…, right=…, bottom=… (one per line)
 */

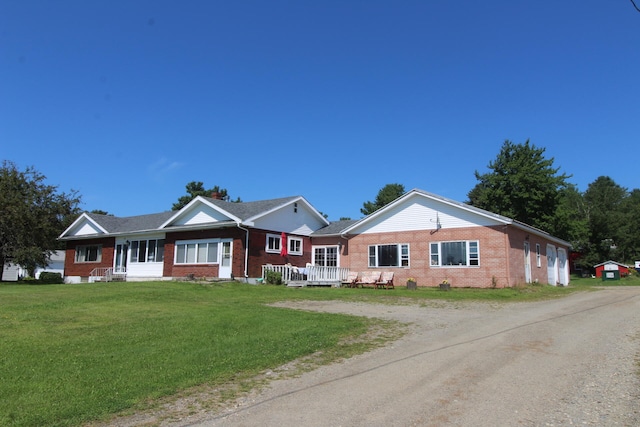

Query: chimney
left=211, top=192, right=223, bottom=200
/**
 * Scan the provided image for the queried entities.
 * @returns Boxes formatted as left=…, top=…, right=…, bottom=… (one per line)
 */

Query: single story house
left=593, top=260, right=630, bottom=278
left=59, top=189, right=571, bottom=287
left=60, top=195, right=329, bottom=283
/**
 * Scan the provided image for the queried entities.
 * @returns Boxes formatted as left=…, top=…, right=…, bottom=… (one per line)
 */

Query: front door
left=219, top=240, right=232, bottom=278
left=114, top=243, right=128, bottom=273
left=524, top=242, right=532, bottom=283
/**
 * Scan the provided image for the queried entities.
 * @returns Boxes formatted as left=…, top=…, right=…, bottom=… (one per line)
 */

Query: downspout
left=236, top=222, right=250, bottom=281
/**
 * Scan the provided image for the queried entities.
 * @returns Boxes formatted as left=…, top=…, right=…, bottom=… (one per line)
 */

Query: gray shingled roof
left=82, top=196, right=301, bottom=234
left=203, top=196, right=300, bottom=221
left=86, top=211, right=175, bottom=233
left=311, top=219, right=359, bottom=236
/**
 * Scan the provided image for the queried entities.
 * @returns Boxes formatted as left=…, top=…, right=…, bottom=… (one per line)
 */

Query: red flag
left=280, top=232, right=288, bottom=257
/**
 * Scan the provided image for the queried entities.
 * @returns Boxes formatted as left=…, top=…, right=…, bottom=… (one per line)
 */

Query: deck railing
left=261, top=264, right=349, bottom=285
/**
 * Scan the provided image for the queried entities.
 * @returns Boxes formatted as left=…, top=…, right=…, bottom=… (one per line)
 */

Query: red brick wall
left=163, top=228, right=246, bottom=279
left=246, top=229, right=311, bottom=277
left=339, top=225, right=569, bottom=288
left=64, top=238, right=115, bottom=277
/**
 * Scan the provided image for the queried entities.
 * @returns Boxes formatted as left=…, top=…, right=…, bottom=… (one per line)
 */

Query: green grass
left=0, top=277, right=634, bottom=426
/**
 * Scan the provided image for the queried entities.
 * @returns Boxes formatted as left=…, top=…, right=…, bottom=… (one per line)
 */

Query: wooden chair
left=342, top=271, right=359, bottom=288
left=375, top=272, right=395, bottom=289
left=356, top=271, right=381, bottom=288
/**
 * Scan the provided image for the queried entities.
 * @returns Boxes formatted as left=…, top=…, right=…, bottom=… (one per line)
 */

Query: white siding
left=172, top=205, right=232, bottom=226
left=354, top=196, right=503, bottom=234
left=68, top=220, right=104, bottom=236
left=126, top=262, right=164, bottom=279
left=253, top=203, right=326, bottom=235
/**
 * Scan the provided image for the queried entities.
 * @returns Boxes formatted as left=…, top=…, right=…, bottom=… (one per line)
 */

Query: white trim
left=287, top=236, right=303, bottom=256
left=265, top=233, right=281, bottom=254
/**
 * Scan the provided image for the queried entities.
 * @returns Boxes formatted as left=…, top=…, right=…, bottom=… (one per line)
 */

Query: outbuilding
left=594, top=260, right=630, bottom=279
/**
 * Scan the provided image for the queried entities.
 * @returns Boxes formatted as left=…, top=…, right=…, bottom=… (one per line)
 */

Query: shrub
left=38, top=272, right=64, bottom=284
left=265, top=270, right=283, bottom=285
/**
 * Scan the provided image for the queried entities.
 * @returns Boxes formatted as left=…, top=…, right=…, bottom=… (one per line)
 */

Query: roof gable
left=344, top=189, right=508, bottom=235
left=161, top=197, right=239, bottom=228
left=251, top=197, right=329, bottom=235
left=59, top=213, right=108, bottom=238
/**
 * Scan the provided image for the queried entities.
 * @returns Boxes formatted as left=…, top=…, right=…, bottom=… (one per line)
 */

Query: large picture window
left=75, top=245, right=102, bottom=263
left=368, top=244, right=409, bottom=268
left=175, top=240, right=220, bottom=264
left=130, top=239, right=165, bottom=263
left=430, top=241, right=479, bottom=267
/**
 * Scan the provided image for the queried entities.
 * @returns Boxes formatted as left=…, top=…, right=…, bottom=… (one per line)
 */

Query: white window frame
left=367, top=244, right=409, bottom=268
left=75, top=244, right=102, bottom=263
left=288, top=236, right=303, bottom=256
left=265, top=233, right=281, bottom=254
left=174, top=239, right=221, bottom=265
left=430, top=241, right=480, bottom=267
left=313, top=246, right=339, bottom=267
left=130, top=238, right=165, bottom=263
left=536, top=243, right=541, bottom=267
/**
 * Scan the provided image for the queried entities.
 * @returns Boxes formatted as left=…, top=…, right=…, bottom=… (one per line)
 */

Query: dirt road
left=190, top=287, right=640, bottom=426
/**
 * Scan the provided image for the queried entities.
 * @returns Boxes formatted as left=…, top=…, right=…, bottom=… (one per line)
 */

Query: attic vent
left=294, top=202, right=298, bottom=213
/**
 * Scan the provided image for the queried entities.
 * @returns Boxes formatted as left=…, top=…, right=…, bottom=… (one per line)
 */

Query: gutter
left=236, top=222, right=250, bottom=281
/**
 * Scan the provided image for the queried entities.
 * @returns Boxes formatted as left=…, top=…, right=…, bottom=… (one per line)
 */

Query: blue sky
left=2, top=1, right=639, bottom=221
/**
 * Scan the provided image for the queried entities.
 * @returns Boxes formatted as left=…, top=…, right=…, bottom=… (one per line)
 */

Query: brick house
left=60, top=189, right=570, bottom=287
left=60, top=195, right=328, bottom=283
left=314, top=189, right=570, bottom=288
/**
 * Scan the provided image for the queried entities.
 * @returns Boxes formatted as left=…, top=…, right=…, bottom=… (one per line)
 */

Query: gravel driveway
left=189, top=287, right=640, bottom=427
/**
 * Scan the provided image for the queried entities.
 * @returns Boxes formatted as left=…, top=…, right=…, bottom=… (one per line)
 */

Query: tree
left=618, top=189, right=640, bottom=262
left=0, top=161, right=81, bottom=277
left=580, top=176, right=629, bottom=267
left=553, top=184, right=589, bottom=253
left=361, top=183, right=406, bottom=216
left=467, top=140, right=570, bottom=232
left=172, top=182, right=241, bottom=210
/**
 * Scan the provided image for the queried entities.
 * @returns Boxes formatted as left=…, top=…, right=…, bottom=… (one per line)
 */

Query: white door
left=524, top=242, right=532, bottom=283
left=114, top=243, right=128, bottom=273
left=557, top=248, right=568, bottom=286
left=219, top=240, right=232, bottom=279
left=547, top=245, right=557, bottom=285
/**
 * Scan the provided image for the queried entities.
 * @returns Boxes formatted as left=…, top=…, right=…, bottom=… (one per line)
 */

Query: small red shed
left=594, top=260, right=630, bottom=278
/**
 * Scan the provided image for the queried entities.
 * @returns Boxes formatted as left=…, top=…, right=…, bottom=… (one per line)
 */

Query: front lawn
left=0, top=278, right=620, bottom=426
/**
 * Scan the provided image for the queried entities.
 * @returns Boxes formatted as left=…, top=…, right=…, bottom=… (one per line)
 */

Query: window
left=175, top=240, right=220, bottom=264
left=288, top=237, right=303, bottom=255
left=130, top=239, right=165, bottom=263
left=314, top=246, right=338, bottom=267
left=368, top=244, right=409, bottom=268
left=266, top=234, right=281, bottom=253
left=536, top=244, right=541, bottom=267
left=75, top=245, right=102, bottom=263
left=430, top=241, right=479, bottom=267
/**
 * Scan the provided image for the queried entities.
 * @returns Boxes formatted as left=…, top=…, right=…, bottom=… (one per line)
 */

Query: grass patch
left=0, top=277, right=630, bottom=426
left=0, top=282, right=380, bottom=427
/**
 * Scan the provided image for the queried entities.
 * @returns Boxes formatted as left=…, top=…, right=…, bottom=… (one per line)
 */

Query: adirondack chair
left=342, top=271, right=359, bottom=288
left=355, top=271, right=381, bottom=288
left=375, top=272, right=395, bottom=289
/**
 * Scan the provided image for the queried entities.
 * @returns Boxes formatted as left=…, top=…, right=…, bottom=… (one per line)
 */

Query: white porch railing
left=307, top=265, right=350, bottom=283
left=89, top=267, right=126, bottom=282
left=261, top=264, right=350, bottom=285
